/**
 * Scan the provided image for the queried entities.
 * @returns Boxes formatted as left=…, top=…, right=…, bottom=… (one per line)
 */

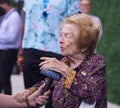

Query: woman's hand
left=39, top=57, right=71, bottom=78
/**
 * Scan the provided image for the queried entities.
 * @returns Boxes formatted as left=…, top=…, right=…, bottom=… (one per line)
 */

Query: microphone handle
left=36, top=78, right=53, bottom=108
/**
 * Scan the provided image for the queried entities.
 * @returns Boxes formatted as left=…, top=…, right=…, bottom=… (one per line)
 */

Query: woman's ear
left=80, top=48, right=87, bottom=53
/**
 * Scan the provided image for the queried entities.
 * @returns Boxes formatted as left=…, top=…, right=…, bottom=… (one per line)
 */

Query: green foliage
left=92, top=0, right=120, bottom=105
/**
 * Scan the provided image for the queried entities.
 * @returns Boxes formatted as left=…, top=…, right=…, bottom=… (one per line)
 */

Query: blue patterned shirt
left=22, top=0, right=80, bottom=54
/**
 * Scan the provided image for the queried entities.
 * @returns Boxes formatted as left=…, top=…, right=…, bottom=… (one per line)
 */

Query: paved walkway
left=11, top=74, right=120, bottom=108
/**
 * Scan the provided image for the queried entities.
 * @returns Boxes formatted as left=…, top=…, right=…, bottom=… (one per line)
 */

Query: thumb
left=27, top=83, right=46, bottom=102
left=36, top=83, right=45, bottom=95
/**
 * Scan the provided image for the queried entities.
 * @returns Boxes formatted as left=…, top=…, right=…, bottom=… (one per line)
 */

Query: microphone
left=36, top=69, right=62, bottom=108
left=40, top=69, right=62, bottom=81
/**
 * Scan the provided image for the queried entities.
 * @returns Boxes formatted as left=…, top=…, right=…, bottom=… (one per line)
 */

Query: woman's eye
left=60, top=33, right=72, bottom=39
left=66, top=34, right=70, bottom=38
left=60, top=34, right=64, bottom=37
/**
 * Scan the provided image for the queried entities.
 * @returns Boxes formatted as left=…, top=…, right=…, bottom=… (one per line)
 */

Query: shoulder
left=90, top=54, right=106, bottom=69
left=81, top=54, right=106, bottom=72
left=83, top=54, right=106, bottom=70
left=9, top=11, right=22, bottom=22
left=90, top=14, right=100, bottom=20
left=8, top=9, right=20, bottom=18
left=90, top=14, right=101, bottom=23
left=12, top=10, right=21, bottom=17
left=81, top=54, right=106, bottom=76
left=92, top=53, right=106, bottom=63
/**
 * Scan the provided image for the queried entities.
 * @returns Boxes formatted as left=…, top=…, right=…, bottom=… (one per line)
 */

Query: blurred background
left=91, top=0, right=120, bottom=105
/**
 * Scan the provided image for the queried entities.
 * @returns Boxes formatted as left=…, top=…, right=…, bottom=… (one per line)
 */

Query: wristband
left=62, top=69, right=76, bottom=89
left=27, top=87, right=36, bottom=94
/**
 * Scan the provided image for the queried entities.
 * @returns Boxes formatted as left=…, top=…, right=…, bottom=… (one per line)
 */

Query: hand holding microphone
left=39, top=57, right=70, bottom=77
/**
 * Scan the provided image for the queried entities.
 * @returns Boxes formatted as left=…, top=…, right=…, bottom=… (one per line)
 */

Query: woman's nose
left=59, top=36, right=64, bottom=43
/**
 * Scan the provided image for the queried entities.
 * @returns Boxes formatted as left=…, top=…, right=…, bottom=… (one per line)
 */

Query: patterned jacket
left=33, top=54, right=107, bottom=108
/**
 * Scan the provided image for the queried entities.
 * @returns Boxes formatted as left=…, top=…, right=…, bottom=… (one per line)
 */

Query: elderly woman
left=15, top=14, right=107, bottom=108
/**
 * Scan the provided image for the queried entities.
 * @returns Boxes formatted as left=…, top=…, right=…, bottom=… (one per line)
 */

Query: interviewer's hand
left=14, top=83, right=50, bottom=105
left=28, top=83, right=50, bottom=107
left=14, top=88, right=32, bottom=103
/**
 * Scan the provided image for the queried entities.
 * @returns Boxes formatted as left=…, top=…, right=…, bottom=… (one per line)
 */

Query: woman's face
left=59, top=24, right=80, bottom=56
left=80, top=0, right=91, bottom=14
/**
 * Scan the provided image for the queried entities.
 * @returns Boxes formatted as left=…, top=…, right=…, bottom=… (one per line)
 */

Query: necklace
left=42, top=0, right=49, bottom=19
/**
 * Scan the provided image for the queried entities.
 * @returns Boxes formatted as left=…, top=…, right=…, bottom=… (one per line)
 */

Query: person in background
left=0, top=83, right=50, bottom=108
left=0, top=0, right=22, bottom=95
left=20, top=0, right=80, bottom=89
left=80, top=0, right=103, bottom=52
left=17, top=0, right=80, bottom=107
left=15, top=14, right=107, bottom=108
